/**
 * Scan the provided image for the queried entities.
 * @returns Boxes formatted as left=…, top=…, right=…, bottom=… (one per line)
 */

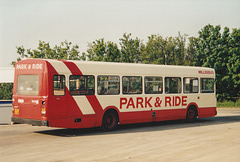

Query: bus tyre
left=186, top=107, right=197, bottom=123
left=102, top=110, right=119, bottom=131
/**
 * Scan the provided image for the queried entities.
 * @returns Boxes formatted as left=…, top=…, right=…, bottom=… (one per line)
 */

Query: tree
left=165, top=36, right=176, bottom=65
left=119, top=33, right=142, bottom=63
left=86, top=38, right=121, bottom=62
left=12, top=40, right=85, bottom=65
left=174, top=32, right=188, bottom=65
left=140, top=34, right=166, bottom=64
left=227, top=28, right=240, bottom=99
left=104, top=41, right=121, bottom=62
left=86, top=39, right=106, bottom=61
left=187, top=37, right=198, bottom=66
left=141, top=33, right=188, bottom=65
left=196, top=24, right=240, bottom=101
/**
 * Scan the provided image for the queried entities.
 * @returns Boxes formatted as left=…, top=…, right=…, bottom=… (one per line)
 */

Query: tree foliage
left=195, top=24, right=240, bottom=101
left=140, top=35, right=166, bottom=64
left=12, top=40, right=86, bottom=66
left=0, top=83, right=13, bottom=100
left=187, top=37, right=198, bottom=66
left=86, top=39, right=121, bottom=62
left=119, top=33, right=142, bottom=63
left=8, top=24, right=240, bottom=101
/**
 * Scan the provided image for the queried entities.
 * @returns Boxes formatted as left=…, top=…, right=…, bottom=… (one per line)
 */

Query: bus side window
left=200, top=78, right=214, bottom=93
left=183, top=77, right=198, bottom=93
left=123, top=76, right=142, bottom=94
left=69, top=75, right=95, bottom=95
left=97, top=76, right=120, bottom=95
left=53, top=75, right=65, bottom=96
left=145, top=77, right=163, bottom=94
left=165, top=77, right=181, bottom=94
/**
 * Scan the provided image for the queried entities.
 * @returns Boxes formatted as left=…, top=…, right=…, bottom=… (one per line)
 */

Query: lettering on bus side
left=198, top=70, right=214, bottom=74
left=164, top=96, right=187, bottom=107
left=120, top=96, right=187, bottom=109
left=16, top=63, right=43, bottom=70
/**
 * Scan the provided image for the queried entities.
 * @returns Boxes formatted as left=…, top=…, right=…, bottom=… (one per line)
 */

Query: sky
left=0, top=0, right=240, bottom=67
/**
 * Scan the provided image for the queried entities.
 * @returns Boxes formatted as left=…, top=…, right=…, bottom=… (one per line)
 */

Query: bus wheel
left=186, top=107, right=197, bottom=123
left=102, top=110, right=119, bottom=131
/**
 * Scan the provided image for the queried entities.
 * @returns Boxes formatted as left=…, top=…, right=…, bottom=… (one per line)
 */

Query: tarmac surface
left=0, top=108, right=239, bottom=162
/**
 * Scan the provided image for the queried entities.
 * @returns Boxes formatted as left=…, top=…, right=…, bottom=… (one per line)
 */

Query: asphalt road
left=0, top=108, right=239, bottom=162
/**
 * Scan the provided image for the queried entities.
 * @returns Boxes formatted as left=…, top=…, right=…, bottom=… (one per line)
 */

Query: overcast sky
left=0, top=0, right=239, bottom=67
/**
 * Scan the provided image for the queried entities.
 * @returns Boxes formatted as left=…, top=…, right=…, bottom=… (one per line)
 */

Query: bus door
left=50, top=75, right=68, bottom=117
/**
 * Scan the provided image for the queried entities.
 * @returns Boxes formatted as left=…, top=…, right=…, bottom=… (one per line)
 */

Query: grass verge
left=217, top=99, right=240, bottom=108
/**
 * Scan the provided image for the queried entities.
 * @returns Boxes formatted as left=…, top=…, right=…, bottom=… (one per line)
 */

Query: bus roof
left=16, top=58, right=215, bottom=77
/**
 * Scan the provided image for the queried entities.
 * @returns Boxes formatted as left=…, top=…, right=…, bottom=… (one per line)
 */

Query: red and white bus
left=12, top=59, right=217, bottom=130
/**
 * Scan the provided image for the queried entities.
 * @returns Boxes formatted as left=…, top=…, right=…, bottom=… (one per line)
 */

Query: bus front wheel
left=102, top=110, right=119, bottom=131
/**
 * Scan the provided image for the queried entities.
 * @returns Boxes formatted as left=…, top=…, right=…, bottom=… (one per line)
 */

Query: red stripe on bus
left=86, top=95, right=104, bottom=114
left=61, top=60, right=83, bottom=75
left=65, top=88, right=84, bottom=116
left=46, top=61, right=58, bottom=74
left=60, top=60, right=104, bottom=115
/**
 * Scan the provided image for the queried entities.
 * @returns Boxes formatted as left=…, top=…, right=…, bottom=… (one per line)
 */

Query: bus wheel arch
left=186, top=104, right=198, bottom=122
left=102, top=108, right=119, bottom=131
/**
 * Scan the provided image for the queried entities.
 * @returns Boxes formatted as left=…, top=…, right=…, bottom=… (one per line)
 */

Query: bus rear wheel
left=102, top=110, right=119, bottom=131
left=186, top=107, right=197, bottom=123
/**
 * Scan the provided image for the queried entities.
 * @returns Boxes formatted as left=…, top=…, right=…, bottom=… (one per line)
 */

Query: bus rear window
left=17, top=75, right=39, bottom=96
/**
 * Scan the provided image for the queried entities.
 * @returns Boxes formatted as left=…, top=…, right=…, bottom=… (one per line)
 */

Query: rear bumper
left=11, top=117, right=48, bottom=126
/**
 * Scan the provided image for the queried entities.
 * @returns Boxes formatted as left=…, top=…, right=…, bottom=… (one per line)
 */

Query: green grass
left=217, top=99, right=240, bottom=108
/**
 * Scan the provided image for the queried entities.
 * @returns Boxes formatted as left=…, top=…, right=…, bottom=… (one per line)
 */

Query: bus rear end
left=12, top=59, right=48, bottom=126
